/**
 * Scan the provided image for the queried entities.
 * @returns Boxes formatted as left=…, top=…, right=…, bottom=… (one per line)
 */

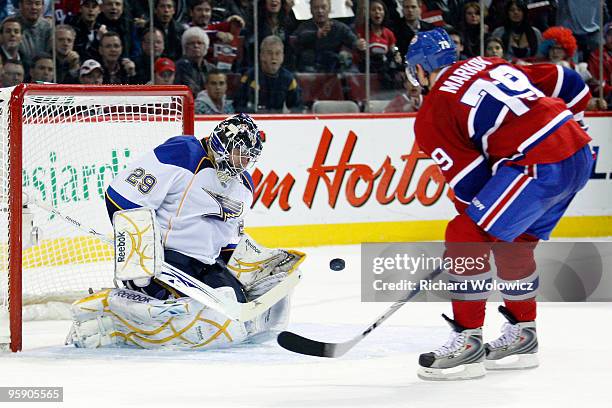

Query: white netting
left=0, top=86, right=189, bottom=340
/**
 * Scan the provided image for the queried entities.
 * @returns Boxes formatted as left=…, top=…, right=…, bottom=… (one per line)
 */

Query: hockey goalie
left=67, top=114, right=306, bottom=350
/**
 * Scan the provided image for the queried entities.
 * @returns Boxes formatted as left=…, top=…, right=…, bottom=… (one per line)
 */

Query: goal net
left=0, top=84, right=194, bottom=351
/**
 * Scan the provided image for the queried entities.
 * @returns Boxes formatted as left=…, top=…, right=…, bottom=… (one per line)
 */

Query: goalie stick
left=277, top=266, right=443, bottom=358
left=32, top=198, right=301, bottom=322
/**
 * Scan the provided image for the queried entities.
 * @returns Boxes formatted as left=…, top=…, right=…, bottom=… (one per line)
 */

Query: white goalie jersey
left=105, top=135, right=255, bottom=265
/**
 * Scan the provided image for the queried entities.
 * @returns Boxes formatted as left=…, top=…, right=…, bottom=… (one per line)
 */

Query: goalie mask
left=208, top=113, right=263, bottom=182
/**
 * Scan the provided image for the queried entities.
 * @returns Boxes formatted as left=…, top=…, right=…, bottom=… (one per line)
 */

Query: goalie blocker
left=113, top=208, right=163, bottom=287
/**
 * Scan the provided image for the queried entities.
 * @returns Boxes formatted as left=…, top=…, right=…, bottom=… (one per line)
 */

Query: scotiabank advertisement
left=196, top=114, right=612, bottom=245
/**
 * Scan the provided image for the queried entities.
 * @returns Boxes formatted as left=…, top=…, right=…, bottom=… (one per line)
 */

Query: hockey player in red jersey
left=407, top=29, right=594, bottom=380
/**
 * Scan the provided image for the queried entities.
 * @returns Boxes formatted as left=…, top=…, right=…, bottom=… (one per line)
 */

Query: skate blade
left=417, top=362, right=486, bottom=381
left=485, top=353, right=539, bottom=370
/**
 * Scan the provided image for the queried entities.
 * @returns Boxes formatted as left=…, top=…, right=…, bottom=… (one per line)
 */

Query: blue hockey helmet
left=209, top=113, right=263, bottom=181
left=405, top=28, right=457, bottom=86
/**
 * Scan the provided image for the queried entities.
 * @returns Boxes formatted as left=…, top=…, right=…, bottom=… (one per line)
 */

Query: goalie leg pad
left=68, top=289, right=123, bottom=348
left=246, top=295, right=291, bottom=342
left=69, top=316, right=121, bottom=349
left=244, top=273, right=292, bottom=340
left=68, top=288, right=249, bottom=350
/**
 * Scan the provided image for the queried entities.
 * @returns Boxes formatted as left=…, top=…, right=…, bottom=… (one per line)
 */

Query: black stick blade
left=276, top=267, right=443, bottom=359
left=277, top=331, right=337, bottom=358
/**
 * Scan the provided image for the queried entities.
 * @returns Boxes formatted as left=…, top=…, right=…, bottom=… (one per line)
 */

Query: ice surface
left=1, top=244, right=610, bottom=408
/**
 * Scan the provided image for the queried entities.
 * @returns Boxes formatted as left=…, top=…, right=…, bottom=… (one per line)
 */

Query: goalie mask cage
left=0, top=84, right=194, bottom=352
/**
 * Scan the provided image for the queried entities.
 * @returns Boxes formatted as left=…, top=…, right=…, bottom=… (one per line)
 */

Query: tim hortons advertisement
left=18, top=115, right=611, bottom=244
left=195, top=115, right=612, bottom=243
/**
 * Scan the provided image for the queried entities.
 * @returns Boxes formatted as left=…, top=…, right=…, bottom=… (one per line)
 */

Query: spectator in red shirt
left=588, top=22, right=612, bottom=107
left=55, top=0, right=82, bottom=24
left=355, top=0, right=403, bottom=88
left=356, top=0, right=396, bottom=68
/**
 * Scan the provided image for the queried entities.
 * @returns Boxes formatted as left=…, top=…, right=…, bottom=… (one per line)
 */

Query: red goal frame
left=4, top=84, right=194, bottom=352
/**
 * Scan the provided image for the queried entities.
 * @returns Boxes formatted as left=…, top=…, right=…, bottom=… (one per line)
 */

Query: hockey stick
left=32, top=198, right=300, bottom=322
left=277, top=266, right=443, bottom=358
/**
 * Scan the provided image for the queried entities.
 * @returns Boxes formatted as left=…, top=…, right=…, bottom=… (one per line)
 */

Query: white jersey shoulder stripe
left=566, top=84, right=589, bottom=108
left=552, top=65, right=564, bottom=98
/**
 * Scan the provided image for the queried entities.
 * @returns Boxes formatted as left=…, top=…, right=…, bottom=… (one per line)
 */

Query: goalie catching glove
left=225, top=234, right=305, bottom=293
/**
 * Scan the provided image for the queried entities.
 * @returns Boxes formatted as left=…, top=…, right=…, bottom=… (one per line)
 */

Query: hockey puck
left=329, top=258, right=345, bottom=271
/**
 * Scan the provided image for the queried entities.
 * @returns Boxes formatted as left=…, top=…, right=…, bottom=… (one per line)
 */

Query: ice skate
left=417, top=314, right=486, bottom=381
left=484, top=306, right=539, bottom=370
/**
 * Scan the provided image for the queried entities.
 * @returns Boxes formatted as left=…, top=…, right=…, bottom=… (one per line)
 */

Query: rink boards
left=197, top=113, right=612, bottom=247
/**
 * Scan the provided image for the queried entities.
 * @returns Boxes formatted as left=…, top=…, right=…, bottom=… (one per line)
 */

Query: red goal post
left=0, top=84, right=194, bottom=352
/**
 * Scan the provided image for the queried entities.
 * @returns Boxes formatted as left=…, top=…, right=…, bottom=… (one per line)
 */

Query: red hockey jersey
left=414, top=56, right=591, bottom=206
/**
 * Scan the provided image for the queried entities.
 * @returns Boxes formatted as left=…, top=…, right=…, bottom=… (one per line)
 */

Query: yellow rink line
left=12, top=216, right=611, bottom=267
left=245, top=215, right=612, bottom=247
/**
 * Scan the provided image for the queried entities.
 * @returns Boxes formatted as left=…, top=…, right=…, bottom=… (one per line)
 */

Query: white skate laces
left=484, top=307, right=539, bottom=370
left=488, top=322, right=520, bottom=349
left=417, top=318, right=486, bottom=381
left=434, top=331, right=466, bottom=357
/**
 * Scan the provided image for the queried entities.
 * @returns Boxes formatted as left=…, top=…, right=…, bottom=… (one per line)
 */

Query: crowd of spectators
left=0, top=0, right=610, bottom=112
